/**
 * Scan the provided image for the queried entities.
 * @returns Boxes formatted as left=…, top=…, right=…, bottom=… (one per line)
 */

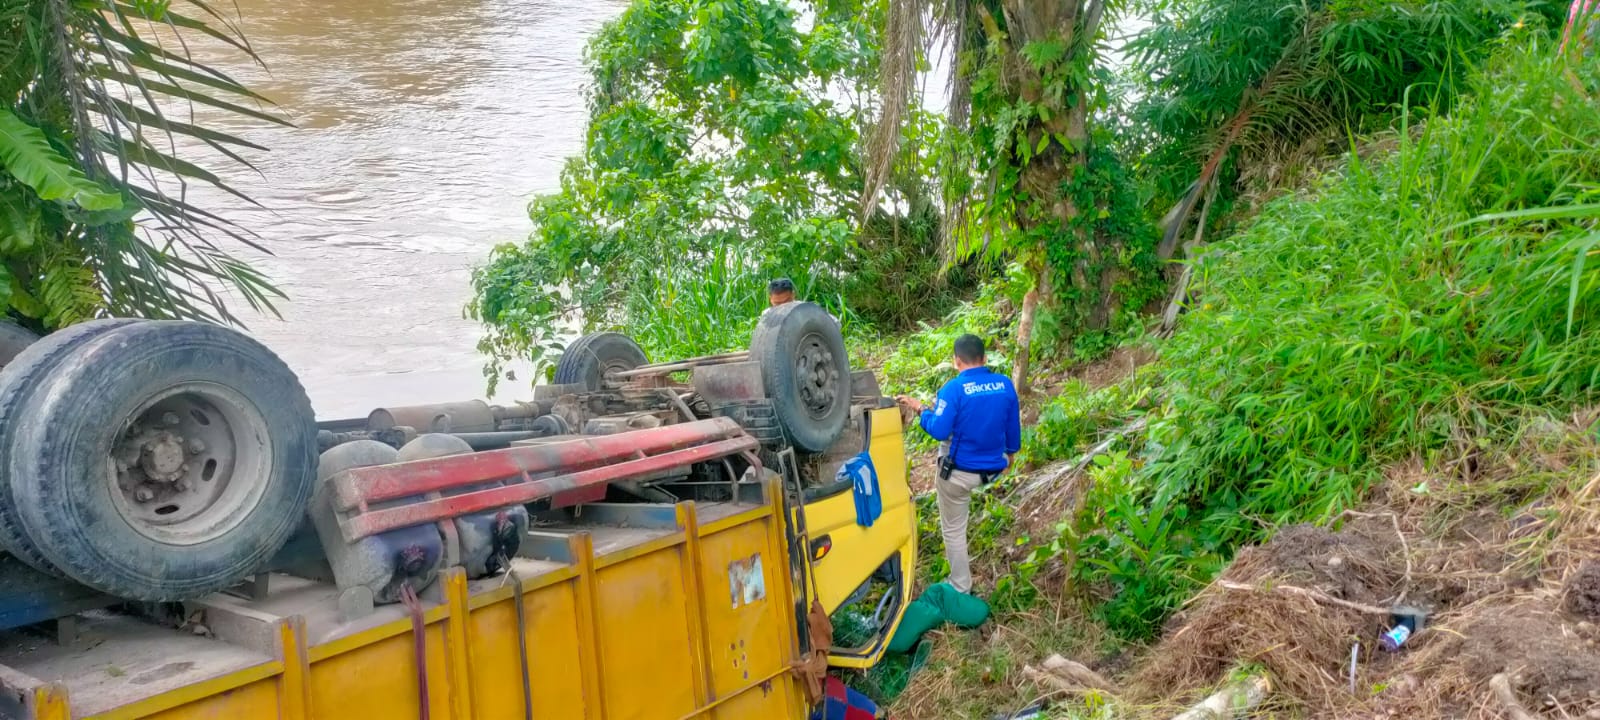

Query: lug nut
left=134, top=487, right=155, bottom=503
left=162, top=412, right=181, bottom=426
left=188, top=439, right=207, bottom=454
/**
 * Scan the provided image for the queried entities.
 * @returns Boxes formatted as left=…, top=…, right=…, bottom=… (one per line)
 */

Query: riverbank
left=856, top=39, right=1600, bottom=719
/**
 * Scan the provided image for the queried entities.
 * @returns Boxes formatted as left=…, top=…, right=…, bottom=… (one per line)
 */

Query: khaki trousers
left=935, top=469, right=983, bottom=593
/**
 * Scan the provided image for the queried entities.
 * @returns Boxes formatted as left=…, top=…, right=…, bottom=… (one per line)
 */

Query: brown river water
left=176, top=0, right=626, bottom=419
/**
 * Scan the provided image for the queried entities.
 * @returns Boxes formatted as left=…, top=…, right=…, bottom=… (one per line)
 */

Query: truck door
left=791, top=405, right=916, bottom=667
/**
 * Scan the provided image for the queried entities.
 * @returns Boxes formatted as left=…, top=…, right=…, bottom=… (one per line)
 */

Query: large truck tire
left=553, top=332, right=648, bottom=392
left=0, top=318, right=143, bottom=572
left=7, top=321, right=317, bottom=601
left=751, top=302, right=850, bottom=453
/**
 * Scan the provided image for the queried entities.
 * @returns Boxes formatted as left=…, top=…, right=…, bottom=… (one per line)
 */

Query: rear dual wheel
left=554, top=304, right=853, bottom=454
left=0, top=320, right=40, bottom=369
left=0, top=320, right=317, bottom=601
left=0, top=319, right=142, bottom=572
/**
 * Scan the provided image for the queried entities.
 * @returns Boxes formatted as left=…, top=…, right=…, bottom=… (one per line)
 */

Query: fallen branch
left=1159, top=263, right=1197, bottom=338
left=1170, top=675, right=1272, bottom=720
left=1160, top=182, right=1219, bottom=337
left=1216, top=580, right=1392, bottom=616
left=1490, top=673, right=1538, bottom=720
left=1019, top=417, right=1149, bottom=499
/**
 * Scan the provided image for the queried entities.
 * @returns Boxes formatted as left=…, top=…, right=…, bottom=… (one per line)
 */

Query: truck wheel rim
left=794, top=332, right=839, bottom=420
left=108, top=382, right=272, bottom=546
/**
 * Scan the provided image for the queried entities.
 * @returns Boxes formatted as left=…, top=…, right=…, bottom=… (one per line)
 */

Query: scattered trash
left=1380, top=606, right=1428, bottom=652
left=1379, top=623, right=1411, bottom=651
left=1171, top=675, right=1272, bottom=720
left=1022, top=653, right=1118, bottom=696
left=1348, top=642, right=1359, bottom=694
left=990, top=701, right=1047, bottom=719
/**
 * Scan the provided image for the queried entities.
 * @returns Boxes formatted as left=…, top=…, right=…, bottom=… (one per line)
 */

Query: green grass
left=864, top=29, right=1600, bottom=685
left=1048, top=36, right=1600, bottom=641
left=1153, top=36, right=1600, bottom=526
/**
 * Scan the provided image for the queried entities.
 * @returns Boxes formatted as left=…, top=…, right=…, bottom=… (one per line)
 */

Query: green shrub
left=877, top=278, right=1019, bottom=398
left=1021, top=372, right=1153, bottom=467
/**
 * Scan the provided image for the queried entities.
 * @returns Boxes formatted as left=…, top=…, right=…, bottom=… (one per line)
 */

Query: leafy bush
left=1021, top=372, right=1153, bottom=467
left=876, top=278, right=1018, bottom=398
left=1075, top=38, right=1600, bottom=639
left=1128, top=0, right=1528, bottom=212
left=468, top=0, right=964, bottom=391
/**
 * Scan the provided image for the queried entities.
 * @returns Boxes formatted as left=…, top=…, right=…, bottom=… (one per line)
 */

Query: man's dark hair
left=768, top=278, right=795, bottom=295
left=953, top=334, right=985, bottom=363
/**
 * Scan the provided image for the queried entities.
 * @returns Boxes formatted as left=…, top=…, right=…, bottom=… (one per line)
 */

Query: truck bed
left=0, top=493, right=810, bottom=720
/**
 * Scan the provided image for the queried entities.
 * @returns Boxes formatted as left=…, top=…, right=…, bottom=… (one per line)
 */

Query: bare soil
left=894, top=410, right=1600, bottom=719
left=1128, top=430, right=1600, bottom=720
left=1565, top=560, right=1600, bottom=621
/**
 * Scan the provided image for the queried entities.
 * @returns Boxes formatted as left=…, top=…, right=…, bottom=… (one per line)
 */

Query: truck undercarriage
left=0, top=301, right=916, bottom=719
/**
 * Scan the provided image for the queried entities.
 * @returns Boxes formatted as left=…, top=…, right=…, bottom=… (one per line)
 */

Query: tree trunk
left=1012, top=258, right=1047, bottom=395
left=992, top=0, right=1106, bottom=394
left=1160, top=181, right=1219, bottom=335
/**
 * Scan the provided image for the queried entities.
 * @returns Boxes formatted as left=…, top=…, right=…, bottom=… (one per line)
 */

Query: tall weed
left=1078, top=39, right=1600, bottom=638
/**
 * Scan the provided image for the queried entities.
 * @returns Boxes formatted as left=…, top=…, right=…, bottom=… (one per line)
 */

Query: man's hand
left=1007, top=453, right=1017, bottom=470
left=895, top=395, right=925, bottom=413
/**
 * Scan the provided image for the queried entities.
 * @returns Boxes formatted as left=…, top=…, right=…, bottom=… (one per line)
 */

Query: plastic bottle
left=1380, top=615, right=1416, bottom=651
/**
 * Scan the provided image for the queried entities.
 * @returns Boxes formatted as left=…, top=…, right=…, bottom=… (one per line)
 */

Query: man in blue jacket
left=896, top=334, right=1021, bottom=594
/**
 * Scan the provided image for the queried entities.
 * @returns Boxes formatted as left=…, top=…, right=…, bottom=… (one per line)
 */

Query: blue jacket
left=918, top=366, right=1022, bottom=473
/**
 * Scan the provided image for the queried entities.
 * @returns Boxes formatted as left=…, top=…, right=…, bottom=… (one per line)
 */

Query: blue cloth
left=841, top=451, right=882, bottom=527
left=918, top=366, right=1022, bottom=473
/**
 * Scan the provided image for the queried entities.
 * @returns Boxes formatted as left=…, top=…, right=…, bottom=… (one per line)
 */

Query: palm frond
left=2, top=0, right=288, bottom=327
left=858, top=0, right=921, bottom=219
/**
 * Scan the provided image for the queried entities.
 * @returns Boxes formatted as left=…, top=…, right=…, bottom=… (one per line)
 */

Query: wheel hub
left=106, top=384, right=267, bottom=545
left=138, top=430, right=189, bottom=484
left=793, top=334, right=839, bottom=419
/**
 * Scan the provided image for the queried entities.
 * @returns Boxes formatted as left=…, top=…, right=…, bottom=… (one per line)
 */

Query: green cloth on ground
left=886, top=582, right=991, bottom=654
left=851, top=638, right=933, bottom=703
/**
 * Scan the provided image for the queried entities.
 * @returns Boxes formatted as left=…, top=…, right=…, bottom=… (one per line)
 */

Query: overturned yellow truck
left=0, top=302, right=916, bottom=719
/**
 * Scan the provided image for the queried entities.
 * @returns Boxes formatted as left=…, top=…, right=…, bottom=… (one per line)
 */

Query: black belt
left=940, top=455, right=1001, bottom=484
left=960, top=468, right=1001, bottom=484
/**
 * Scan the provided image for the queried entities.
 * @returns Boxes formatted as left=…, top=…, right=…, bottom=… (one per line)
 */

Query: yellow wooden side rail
left=0, top=478, right=810, bottom=720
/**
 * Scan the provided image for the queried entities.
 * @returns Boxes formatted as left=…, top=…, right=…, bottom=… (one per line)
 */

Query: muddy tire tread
left=9, top=321, right=317, bottom=600
left=750, top=302, right=850, bottom=453
left=0, top=319, right=142, bottom=572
